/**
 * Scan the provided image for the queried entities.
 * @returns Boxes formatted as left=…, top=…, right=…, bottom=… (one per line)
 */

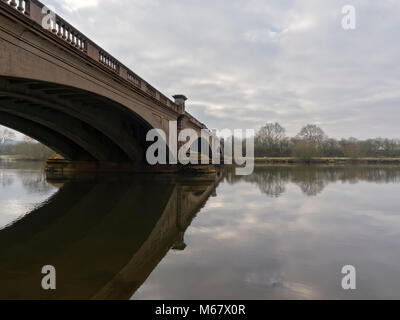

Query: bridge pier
left=45, top=156, right=217, bottom=177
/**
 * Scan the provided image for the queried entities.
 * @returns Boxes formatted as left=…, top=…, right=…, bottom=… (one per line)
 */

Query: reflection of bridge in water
left=0, top=170, right=223, bottom=300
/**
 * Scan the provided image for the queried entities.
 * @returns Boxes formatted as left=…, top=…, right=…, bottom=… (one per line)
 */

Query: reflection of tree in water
left=0, top=161, right=51, bottom=193
left=223, top=166, right=290, bottom=197
left=244, top=167, right=288, bottom=197
left=291, top=169, right=326, bottom=196
left=16, top=169, right=54, bottom=195
left=225, top=165, right=400, bottom=197
left=0, top=161, right=53, bottom=195
left=0, top=171, right=14, bottom=188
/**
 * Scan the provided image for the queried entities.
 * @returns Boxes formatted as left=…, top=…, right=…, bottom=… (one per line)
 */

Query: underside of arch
left=0, top=77, right=155, bottom=163
left=0, top=111, right=93, bottom=161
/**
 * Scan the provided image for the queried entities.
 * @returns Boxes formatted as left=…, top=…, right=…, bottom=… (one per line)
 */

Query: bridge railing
left=52, top=15, right=88, bottom=53
left=1, top=0, right=208, bottom=129
left=1, top=0, right=203, bottom=118
left=1, top=0, right=30, bottom=15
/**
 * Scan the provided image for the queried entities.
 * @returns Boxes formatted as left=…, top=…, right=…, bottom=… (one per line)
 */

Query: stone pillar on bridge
left=174, top=95, right=188, bottom=164
left=173, top=94, right=187, bottom=115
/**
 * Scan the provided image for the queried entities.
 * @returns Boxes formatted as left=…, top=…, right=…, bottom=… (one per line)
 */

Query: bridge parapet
left=0, top=0, right=192, bottom=119
left=1, top=0, right=30, bottom=15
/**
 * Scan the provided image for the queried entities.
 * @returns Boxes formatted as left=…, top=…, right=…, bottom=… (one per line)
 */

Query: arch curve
left=0, top=77, right=156, bottom=163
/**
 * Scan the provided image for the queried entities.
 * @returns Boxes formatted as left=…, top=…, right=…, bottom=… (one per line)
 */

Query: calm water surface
left=0, top=161, right=400, bottom=299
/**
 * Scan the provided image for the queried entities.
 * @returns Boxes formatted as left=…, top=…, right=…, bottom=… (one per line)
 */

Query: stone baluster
left=71, top=31, right=76, bottom=46
left=3, top=0, right=29, bottom=16
left=51, top=20, right=57, bottom=33
left=24, top=0, right=29, bottom=15
left=62, top=25, right=67, bottom=40
left=66, top=28, right=71, bottom=42
left=17, top=0, right=24, bottom=11
left=57, top=22, right=62, bottom=37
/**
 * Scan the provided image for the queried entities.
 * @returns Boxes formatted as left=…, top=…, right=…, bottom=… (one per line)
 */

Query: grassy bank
left=254, top=157, right=400, bottom=165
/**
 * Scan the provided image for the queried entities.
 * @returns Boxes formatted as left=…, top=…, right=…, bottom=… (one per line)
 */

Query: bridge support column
left=173, top=94, right=216, bottom=174
left=174, top=94, right=187, bottom=153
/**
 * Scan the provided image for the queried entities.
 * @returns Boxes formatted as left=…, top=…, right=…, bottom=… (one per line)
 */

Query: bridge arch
left=0, top=77, right=156, bottom=162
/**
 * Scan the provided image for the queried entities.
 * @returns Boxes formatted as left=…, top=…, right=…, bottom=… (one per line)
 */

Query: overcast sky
left=5, top=0, right=400, bottom=139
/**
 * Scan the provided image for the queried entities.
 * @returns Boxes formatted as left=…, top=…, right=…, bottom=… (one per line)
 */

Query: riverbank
left=254, top=157, right=400, bottom=165
left=3, top=155, right=400, bottom=166
left=0, top=155, right=46, bottom=162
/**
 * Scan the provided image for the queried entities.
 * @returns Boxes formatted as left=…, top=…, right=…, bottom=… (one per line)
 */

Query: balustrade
left=52, top=16, right=88, bottom=52
left=2, top=0, right=30, bottom=15
left=127, top=72, right=141, bottom=87
left=99, top=51, right=120, bottom=73
left=146, top=84, right=157, bottom=98
left=1, top=0, right=182, bottom=112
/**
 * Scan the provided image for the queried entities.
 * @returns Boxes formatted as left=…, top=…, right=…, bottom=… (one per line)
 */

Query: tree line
left=254, top=123, right=400, bottom=159
left=2, top=123, right=400, bottom=162
left=0, top=128, right=53, bottom=160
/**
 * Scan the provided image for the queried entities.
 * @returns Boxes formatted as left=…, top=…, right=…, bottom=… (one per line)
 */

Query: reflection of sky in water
left=135, top=169, right=400, bottom=300
left=2, top=163, right=400, bottom=299
left=0, top=165, right=57, bottom=229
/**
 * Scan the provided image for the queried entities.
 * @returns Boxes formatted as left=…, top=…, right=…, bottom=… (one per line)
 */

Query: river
left=0, top=161, right=400, bottom=299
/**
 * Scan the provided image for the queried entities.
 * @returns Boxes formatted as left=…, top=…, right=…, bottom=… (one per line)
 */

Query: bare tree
left=296, top=124, right=327, bottom=147
left=255, top=122, right=287, bottom=155
left=292, top=140, right=321, bottom=161
left=0, top=128, right=16, bottom=144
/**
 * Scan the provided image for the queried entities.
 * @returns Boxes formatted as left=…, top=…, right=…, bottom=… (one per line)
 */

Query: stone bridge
left=0, top=0, right=219, bottom=172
